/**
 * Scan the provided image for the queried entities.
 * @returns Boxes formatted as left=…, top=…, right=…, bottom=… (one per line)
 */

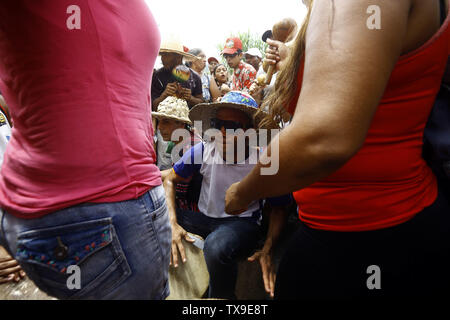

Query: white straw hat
left=152, top=96, right=192, bottom=124
left=159, top=34, right=197, bottom=60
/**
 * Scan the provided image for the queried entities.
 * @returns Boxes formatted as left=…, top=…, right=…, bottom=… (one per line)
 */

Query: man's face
left=223, top=52, right=242, bottom=69
left=213, top=108, right=252, bottom=161
left=158, top=118, right=185, bottom=142
left=209, top=61, right=218, bottom=74
left=244, top=54, right=261, bottom=71
left=193, top=52, right=207, bottom=71
left=160, top=52, right=183, bottom=70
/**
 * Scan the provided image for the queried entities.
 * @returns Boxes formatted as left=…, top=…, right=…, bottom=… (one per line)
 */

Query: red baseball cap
left=208, top=57, right=219, bottom=64
left=221, top=37, right=243, bottom=55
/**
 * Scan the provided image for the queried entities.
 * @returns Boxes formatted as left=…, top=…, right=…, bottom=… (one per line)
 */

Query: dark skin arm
left=209, top=77, right=222, bottom=102
left=163, top=169, right=195, bottom=268
left=180, top=87, right=204, bottom=106
left=152, top=82, right=178, bottom=110
left=225, top=0, right=412, bottom=213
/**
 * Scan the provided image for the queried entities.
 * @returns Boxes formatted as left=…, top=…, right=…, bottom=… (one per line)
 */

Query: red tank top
left=288, top=6, right=450, bottom=231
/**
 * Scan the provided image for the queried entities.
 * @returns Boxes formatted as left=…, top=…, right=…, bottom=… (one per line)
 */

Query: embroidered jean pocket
left=15, top=217, right=131, bottom=299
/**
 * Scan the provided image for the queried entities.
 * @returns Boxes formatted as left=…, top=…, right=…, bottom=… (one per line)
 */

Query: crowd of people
left=0, top=0, right=449, bottom=301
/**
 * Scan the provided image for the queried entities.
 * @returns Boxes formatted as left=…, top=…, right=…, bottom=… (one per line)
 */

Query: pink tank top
left=0, top=0, right=162, bottom=218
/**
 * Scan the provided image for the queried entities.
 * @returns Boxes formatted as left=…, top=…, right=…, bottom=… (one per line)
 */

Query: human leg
left=203, top=218, right=261, bottom=299
left=175, top=207, right=214, bottom=240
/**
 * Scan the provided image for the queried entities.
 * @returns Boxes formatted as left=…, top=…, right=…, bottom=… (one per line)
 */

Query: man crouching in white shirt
left=163, top=91, right=291, bottom=299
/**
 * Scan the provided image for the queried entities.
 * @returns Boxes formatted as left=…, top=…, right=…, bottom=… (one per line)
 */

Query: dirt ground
left=0, top=278, right=54, bottom=300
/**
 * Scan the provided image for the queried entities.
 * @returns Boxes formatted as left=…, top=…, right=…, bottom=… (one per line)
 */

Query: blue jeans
left=0, top=185, right=171, bottom=300
left=176, top=208, right=262, bottom=299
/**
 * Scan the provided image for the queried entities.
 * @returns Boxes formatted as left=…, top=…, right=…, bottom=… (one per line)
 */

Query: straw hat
left=159, top=35, right=197, bottom=60
left=189, top=91, right=266, bottom=131
left=152, top=96, right=192, bottom=124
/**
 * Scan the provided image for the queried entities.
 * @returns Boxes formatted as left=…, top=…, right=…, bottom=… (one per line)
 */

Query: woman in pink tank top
left=0, top=0, right=171, bottom=300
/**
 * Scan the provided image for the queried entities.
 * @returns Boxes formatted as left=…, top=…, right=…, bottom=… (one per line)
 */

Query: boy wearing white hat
left=153, top=96, right=202, bottom=212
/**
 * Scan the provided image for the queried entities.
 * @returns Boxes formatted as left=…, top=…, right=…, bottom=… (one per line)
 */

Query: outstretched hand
left=170, top=223, right=195, bottom=268
left=248, top=249, right=276, bottom=298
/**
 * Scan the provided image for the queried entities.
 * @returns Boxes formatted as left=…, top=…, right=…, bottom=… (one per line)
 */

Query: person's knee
left=203, top=234, right=236, bottom=265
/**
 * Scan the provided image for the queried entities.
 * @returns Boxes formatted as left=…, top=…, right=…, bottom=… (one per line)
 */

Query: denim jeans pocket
left=141, top=196, right=171, bottom=273
left=15, top=217, right=131, bottom=299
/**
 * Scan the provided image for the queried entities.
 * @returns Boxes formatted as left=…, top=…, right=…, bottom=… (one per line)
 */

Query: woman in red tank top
left=226, top=0, right=450, bottom=299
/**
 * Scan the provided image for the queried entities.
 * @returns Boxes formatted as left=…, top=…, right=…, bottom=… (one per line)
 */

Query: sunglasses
left=223, top=52, right=239, bottom=59
left=210, top=118, right=250, bottom=130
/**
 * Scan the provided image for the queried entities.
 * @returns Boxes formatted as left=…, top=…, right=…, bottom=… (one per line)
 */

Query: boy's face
left=158, top=118, right=185, bottom=142
left=224, top=52, right=242, bottom=69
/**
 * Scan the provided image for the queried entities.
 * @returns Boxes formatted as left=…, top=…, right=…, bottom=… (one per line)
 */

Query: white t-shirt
left=156, top=130, right=173, bottom=171
left=173, top=141, right=262, bottom=219
left=173, top=141, right=291, bottom=219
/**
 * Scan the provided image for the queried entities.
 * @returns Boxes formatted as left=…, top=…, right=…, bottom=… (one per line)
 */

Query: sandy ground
left=0, top=278, right=55, bottom=300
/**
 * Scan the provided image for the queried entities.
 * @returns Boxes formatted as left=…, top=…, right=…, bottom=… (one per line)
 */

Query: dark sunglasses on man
left=223, top=52, right=239, bottom=59
left=210, top=118, right=251, bottom=130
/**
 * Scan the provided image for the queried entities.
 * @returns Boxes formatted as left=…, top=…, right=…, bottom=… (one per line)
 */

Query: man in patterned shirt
left=221, top=37, right=256, bottom=92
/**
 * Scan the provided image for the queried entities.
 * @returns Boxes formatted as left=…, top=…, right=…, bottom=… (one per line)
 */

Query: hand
left=225, top=182, right=249, bottom=215
left=248, top=248, right=276, bottom=298
left=220, top=84, right=231, bottom=94
left=249, top=81, right=265, bottom=97
left=0, top=246, right=26, bottom=284
left=162, top=82, right=178, bottom=99
left=170, top=223, right=195, bottom=268
left=264, top=39, right=290, bottom=72
left=179, top=87, right=192, bottom=102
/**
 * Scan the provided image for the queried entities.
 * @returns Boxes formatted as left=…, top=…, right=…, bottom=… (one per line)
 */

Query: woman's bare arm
left=226, top=0, right=412, bottom=212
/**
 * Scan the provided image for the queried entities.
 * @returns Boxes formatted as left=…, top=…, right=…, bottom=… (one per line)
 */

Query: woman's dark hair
left=212, top=63, right=226, bottom=76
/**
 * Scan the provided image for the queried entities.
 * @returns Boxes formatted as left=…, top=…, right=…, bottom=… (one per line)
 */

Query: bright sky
left=146, top=0, right=307, bottom=60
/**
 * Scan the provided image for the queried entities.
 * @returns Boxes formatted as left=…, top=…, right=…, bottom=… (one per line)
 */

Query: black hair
left=213, top=63, right=226, bottom=76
